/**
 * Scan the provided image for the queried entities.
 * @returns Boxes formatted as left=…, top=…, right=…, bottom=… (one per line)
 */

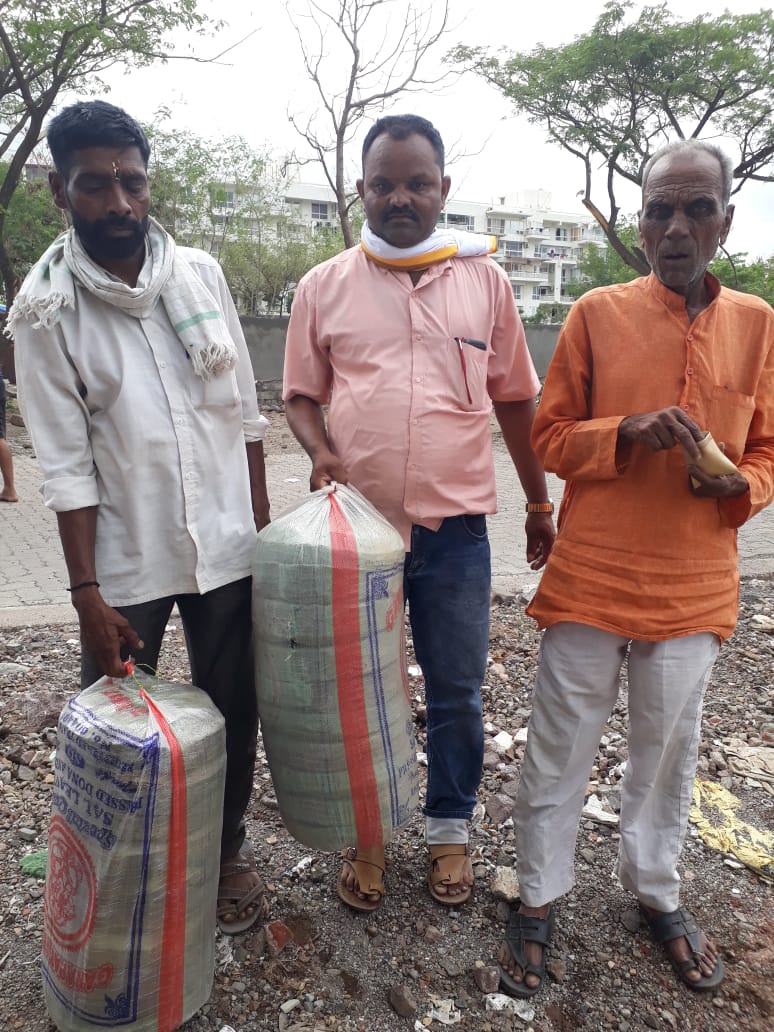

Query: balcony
left=525, top=224, right=549, bottom=238
left=507, top=267, right=549, bottom=282
left=534, top=247, right=576, bottom=261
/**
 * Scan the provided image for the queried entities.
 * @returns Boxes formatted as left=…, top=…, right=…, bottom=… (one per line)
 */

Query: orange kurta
left=527, top=274, right=774, bottom=642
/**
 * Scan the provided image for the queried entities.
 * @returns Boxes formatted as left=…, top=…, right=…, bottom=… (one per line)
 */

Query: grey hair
left=641, top=140, right=734, bottom=207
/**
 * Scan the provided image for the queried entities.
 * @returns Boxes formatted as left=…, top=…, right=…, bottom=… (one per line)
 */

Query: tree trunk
left=581, top=199, right=651, bottom=276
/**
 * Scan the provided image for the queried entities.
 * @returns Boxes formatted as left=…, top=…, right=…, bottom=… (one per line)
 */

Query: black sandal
left=499, top=899, right=555, bottom=999
left=641, top=905, right=724, bottom=992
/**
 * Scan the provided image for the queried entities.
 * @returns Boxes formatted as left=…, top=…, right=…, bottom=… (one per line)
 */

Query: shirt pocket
left=706, top=384, right=755, bottom=463
left=188, top=368, right=241, bottom=413
left=450, top=338, right=489, bottom=412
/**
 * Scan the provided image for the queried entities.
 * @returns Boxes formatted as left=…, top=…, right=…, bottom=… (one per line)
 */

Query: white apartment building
left=284, top=182, right=607, bottom=317
left=439, top=189, right=608, bottom=317
left=283, top=182, right=340, bottom=231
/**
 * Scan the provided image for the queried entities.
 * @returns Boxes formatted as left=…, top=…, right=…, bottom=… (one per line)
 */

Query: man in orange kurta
left=499, top=140, right=774, bottom=999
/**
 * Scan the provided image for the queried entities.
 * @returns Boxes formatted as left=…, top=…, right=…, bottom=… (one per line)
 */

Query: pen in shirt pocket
left=453, top=336, right=486, bottom=405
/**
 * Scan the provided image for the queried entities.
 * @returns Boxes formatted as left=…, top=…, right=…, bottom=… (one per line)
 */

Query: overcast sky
left=80, top=0, right=773, bottom=257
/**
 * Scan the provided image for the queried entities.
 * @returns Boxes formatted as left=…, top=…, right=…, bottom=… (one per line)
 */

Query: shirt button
left=686, top=368, right=694, bottom=376
left=175, top=417, right=185, bottom=425
left=414, top=376, right=423, bottom=383
left=159, top=361, right=167, bottom=368
left=686, top=335, right=694, bottom=342
left=185, top=472, right=193, bottom=480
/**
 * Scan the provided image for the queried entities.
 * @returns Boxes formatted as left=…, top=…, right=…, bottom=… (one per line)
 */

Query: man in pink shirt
left=283, top=114, right=554, bottom=910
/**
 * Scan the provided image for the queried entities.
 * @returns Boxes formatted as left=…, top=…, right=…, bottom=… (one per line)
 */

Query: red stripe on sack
left=141, top=686, right=187, bottom=1031
left=328, top=493, right=383, bottom=847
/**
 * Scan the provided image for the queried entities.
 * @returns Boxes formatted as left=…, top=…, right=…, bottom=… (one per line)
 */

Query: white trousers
left=514, top=622, right=719, bottom=911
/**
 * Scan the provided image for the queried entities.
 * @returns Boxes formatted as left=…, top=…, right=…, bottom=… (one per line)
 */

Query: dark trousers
left=80, top=577, right=257, bottom=859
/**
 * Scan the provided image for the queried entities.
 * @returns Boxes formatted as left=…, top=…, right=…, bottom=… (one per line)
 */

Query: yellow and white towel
left=361, top=221, right=497, bottom=271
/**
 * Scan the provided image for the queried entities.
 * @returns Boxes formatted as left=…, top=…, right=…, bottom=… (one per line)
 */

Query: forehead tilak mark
left=111, top=159, right=120, bottom=180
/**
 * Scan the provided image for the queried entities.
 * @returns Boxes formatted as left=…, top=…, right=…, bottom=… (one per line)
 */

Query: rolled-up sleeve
left=14, top=321, right=101, bottom=511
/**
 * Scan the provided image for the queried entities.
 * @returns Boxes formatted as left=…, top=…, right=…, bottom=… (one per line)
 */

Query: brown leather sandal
left=337, top=846, right=385, bottom=912
left=217, top=843, right=268, bottom=935
left=428, top=843, right=473, bottom=906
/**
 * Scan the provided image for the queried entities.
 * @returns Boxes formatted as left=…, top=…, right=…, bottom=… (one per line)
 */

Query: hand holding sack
left=43, top=673, right=226, bottom=1032
left=253, top=484, right=420, bottom=851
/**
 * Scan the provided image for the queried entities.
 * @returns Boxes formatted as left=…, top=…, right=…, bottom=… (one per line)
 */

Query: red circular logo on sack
left=45, top=816, right=98, bottom=951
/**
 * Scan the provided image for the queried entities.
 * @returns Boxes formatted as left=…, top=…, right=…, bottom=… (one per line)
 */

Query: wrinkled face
left=357, top=132, right=450, bottom=248
left=50, top=145, right=150, bottom=262
left=638, top=150, right=733, bottom=300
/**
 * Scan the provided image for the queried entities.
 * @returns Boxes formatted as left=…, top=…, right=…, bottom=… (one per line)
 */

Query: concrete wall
left=2, top=314, right=557, bottom=395
left=526, top=324, right=561, bottom=378
left=242, top=316, right=560, bottom=406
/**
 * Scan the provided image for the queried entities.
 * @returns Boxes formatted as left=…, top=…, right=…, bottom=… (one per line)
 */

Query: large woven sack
left=43, top=673, right=225, bottom=1032
left=253, top=483, right=419, bottom=850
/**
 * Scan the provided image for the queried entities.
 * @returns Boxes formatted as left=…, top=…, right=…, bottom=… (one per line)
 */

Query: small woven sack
left=43, top=673, right=225, bottom=1032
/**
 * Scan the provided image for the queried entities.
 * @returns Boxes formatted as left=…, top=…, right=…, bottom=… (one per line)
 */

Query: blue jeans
left=405, top=515, right=491, bottom=821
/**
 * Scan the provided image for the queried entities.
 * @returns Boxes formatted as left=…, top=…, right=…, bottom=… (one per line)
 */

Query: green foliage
left=146, top=115, right=281, bottom=252
left=522, top=302, right=572, bottom=326
left=709, top=253, right=774, bottom=308
left=570, top=234, right=774, bottom=308
left=568, top=220, right=642, bottom=296
left=453, top=2, right=774, bottom=273
left=146, top=119, right=348, bottom=315
left=0, top=163, right=65, bottom=282
left=0, top=1, right=213, bottom=305
left=222, top=225, right=346, bottom=317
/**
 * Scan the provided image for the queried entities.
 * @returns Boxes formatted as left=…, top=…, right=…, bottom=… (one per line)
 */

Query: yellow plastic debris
left=690, top=779, right=774, bottom=883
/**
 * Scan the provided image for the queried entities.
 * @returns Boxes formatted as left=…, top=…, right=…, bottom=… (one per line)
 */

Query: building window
left=505, top=243, right=524, bottom=258
left=512, top=285, right=522, bottom=300
left=532, top=285, right=541, bottom=300
left=446, top=212, right=475, bottom=231
left=311, top=202, right=329, bottom=221
left=487, top=217, right=506, bottom=234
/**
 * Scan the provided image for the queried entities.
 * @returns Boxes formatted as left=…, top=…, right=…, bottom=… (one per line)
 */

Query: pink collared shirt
left=283, top=246, right=540, bottom=546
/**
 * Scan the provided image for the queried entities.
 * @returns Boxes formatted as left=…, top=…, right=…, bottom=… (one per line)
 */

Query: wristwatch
left=525, top=500, right=554, bottom=514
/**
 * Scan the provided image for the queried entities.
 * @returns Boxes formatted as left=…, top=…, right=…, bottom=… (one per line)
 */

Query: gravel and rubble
left=1, top=580, right=773, bottom=1032
left=1, top=405, right=773, bottom=1030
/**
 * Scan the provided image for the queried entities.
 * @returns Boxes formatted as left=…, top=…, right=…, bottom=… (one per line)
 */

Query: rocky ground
left=1, top=410, right=773, bottom=1032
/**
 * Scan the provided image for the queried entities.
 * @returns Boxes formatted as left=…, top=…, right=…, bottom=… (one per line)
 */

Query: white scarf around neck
left=5, top=217, right=237, bottom=380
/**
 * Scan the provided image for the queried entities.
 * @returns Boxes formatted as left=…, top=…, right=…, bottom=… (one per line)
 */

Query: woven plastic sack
left=253, top=483, right=419, bottom=850
left=43, top=672, right=226, bottom=1032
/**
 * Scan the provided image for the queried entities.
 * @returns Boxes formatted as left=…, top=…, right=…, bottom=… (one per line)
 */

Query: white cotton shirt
left=14, top=247, right=268, bottom=607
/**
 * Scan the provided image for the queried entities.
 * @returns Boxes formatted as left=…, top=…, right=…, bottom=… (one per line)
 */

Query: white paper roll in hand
left=680, top=431, right=738, bottom=486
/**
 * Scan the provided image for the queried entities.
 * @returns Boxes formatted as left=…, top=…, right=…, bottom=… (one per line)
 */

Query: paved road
left=2, top=437, right=773, bottom=629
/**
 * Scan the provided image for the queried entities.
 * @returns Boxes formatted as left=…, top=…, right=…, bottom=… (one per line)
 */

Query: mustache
left=96, top=216, right=145, bottom=232
left=385, top=208, right=418, bottom=220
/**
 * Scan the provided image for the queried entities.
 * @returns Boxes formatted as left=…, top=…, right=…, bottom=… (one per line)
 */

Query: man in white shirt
left=8, top=101, right=269, bottom=935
